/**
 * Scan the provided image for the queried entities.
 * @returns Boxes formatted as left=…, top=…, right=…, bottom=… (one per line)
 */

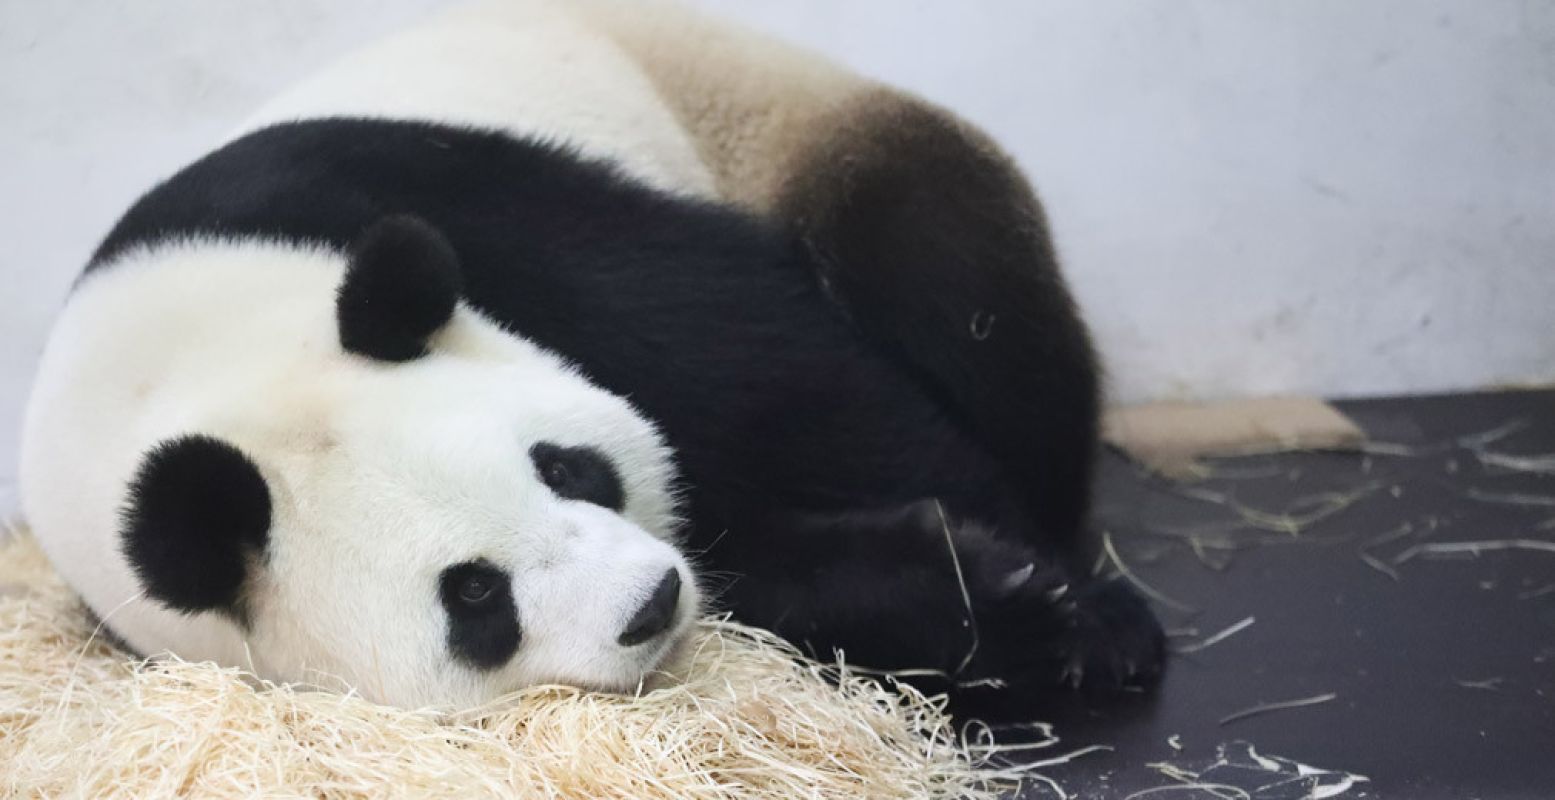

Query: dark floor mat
left=1005, top=389, right=1555, bottom=799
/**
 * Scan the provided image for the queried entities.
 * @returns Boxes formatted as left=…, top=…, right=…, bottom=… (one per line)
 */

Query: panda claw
left=995, top=563, right=1036, bottom=596
left=1063, top=658, right=1085, bottom=690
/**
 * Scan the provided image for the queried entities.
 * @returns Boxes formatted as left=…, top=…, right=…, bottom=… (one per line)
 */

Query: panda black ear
left=120, top=435, right=271, bottom=617
left=336, top=214, right=463, bottom=362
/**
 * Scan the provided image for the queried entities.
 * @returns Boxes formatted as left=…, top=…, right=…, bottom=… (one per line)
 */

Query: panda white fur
left=20, top=0, right=1164, bottom=711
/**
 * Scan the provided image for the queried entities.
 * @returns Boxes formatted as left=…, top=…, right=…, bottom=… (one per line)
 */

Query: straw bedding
left=0, top=526, right=1007, bottom=798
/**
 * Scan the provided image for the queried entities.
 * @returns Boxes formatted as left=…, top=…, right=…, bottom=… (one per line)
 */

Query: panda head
left=114, top=215, right=698, bottom=708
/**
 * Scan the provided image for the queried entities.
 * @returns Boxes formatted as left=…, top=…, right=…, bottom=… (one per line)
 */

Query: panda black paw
left=971, top=571, right=1166, bottom=696
left=1047, top=578, right=1167, bottom=693
left=881, top=508, right=1167, bottom=698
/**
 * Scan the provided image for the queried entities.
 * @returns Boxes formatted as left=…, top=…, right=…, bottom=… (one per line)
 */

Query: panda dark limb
left=707, top=500, right=1165, bottom=705
left=775, top=93, right=1101, bottom=553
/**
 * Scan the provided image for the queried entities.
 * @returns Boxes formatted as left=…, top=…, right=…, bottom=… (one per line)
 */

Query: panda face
left=239, top=352, right=695, bottom=707
left=102, top=218, right=698, bottom=708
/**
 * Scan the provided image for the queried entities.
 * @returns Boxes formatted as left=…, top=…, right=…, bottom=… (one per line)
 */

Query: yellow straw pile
left=0, top=527, right=1005, bottom=798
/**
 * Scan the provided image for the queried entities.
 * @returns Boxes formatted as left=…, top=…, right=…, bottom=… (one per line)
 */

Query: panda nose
left=618, top=568, right=681, bottom=646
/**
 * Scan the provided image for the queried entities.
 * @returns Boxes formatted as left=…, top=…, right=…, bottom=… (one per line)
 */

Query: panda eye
left=438, top=560, right=520, bottom=670
left=440, top=562, right=510, bottom=612
left=458, top=575, right=495, bottom=605
left=540, top=460, right=570, bottom=491
left=529, top=442, right=625, bottom=511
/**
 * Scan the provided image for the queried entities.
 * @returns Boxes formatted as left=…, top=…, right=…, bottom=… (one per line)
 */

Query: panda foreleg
left=706, top=500, right=1164, bottom=700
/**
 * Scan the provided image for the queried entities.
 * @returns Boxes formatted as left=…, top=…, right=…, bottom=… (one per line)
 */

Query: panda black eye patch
left=438, top=560, right=520, bottom=670
left=529, top=442, right=625, bottom=511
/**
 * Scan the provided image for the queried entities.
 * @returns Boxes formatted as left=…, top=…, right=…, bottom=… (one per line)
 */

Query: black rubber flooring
left=1008, top=390, right=1555, bottom=799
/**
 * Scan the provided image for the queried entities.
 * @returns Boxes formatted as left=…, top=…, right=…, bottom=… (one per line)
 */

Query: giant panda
left=19, top=0, right=1164, bottom=710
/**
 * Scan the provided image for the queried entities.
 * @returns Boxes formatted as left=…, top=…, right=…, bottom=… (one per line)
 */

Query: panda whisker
left=681, top=527, right=732, bottom=559
left=689, top=580, right=739, bottom=611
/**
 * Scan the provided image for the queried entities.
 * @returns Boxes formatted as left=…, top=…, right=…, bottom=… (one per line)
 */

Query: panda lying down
left=20, top=0, right=1164, bottom=710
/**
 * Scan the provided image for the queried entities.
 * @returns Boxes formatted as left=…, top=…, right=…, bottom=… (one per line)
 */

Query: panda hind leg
left=768, top=94, right=1167, bottom=699
left=774, top=91, right=1102, bottom=552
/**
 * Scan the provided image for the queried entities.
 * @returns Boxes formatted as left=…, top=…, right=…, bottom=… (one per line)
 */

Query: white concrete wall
left=3, top=1, right=1553, bottom=508
left=699, top=1, right=1555, bottom=404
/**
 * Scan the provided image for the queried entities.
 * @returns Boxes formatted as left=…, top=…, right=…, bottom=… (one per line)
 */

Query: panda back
left=237, top=1, right=715, bottom=199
